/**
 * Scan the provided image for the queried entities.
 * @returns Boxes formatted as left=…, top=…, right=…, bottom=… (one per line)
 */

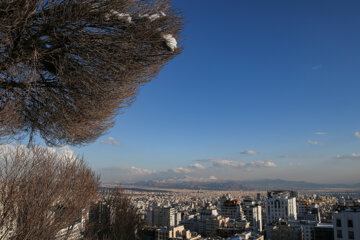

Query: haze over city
left=71, top=0, right=360, bottom=184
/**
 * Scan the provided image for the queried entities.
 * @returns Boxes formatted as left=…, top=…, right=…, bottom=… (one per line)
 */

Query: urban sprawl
left=109, top=188, right=360, bottom=240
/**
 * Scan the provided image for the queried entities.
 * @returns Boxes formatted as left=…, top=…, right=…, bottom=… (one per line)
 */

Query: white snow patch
left=148, top=11, right=166, bottom=21
left=105, top=10, right=132, bottom=23
left=162, top=34, right=177, bottom=51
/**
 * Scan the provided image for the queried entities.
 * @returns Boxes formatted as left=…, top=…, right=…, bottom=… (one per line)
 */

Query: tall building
left=242, top=197, right=263, bottom=232
left=222, top=199, right=245, bottom=221
left=175, top=211, right=182, bottom=226
left=153, top=206, right=176, bottom=227
left=333, top=208, right=360, bottom=240
left=198, top=205, right=219, bottom=234
left=266, top=191, right=297, bottom=224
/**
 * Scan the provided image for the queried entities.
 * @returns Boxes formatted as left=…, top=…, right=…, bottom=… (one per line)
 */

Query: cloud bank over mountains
left=197, top=158, right=276, bottom=168
left=336, top=153, right=360, bottom=161
left=98, top=158, right=277, bottom=183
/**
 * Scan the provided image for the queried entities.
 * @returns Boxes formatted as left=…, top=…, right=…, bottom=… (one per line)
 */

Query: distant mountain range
left=126, top=179, right=360, bottom=191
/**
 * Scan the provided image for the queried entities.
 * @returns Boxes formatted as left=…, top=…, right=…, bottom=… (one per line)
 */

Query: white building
left=242, top=197, right=263, bottom=232
left=266, top=191, right=297, bottom=224
left=153, top=206, right=176, bottom=227
left=199, top=206, right=219, bottom=234
left=175, top=211, right=182, bottom=226
left=297, top=202, right=320, bottom=222
left=334, top=208, right=360, bottom=240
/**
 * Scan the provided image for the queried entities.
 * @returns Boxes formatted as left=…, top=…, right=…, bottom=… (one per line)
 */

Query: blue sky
left=75, top=0, right=360, bottom=184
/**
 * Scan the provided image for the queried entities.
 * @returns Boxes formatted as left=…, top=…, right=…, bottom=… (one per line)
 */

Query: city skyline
left=69, top=0, right=360, bottom=184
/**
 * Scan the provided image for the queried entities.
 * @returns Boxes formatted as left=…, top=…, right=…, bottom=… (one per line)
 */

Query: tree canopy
left=0, top=0, right=183, bottom=146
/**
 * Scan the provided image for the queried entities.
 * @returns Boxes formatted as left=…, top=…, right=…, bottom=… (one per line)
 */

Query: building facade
left=242, top=197, right=263, bottom=232
left=266, top=191, right=297, bottom=224
left=333, top=208, right=360, bottom=240
left=222, top=199, right=245, bottom=221
left=153, top=206, right=176, bottom=227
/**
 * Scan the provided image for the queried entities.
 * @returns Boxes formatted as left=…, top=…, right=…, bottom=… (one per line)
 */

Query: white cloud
left=171, top=167, right=192, bottom=174
left=97, top=158, right=276, bottom=184
left=129, top=166, right=155, bottom=174
left=315, top=132, right=326, bottom=135
left=98, top=165, right=198, bottom=183
left=241, top=150, right=261, bottom=155
left=355, top=132, right=360, bottom=138
left=336, top=153, right=360, bottom=161
left=250, top=160, right=277, bottom=168
left=97, top=166, right=155, bottom=183
left=189, top=163, right=206, bottom=169
left=55, top=145, right=76, bottom=159
left=307, top=140, right=324, bottom=146
left=197, top=158, right=276, bottom=169
left=0, top=144, right=77, bottom=163
left=101, top=137, right=121, bottom=146
left=198, top=159, right=245, bottom=168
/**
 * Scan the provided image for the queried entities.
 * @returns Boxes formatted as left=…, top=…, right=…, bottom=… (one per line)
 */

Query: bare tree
left=0, top=0, right=183, bottom=146
left=0, top=145, right=99, bottom=240
left=85, top=187, right=143, bottom=240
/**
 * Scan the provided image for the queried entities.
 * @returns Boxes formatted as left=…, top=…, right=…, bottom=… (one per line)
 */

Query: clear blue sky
left=75, top=0, right=360, bottom=184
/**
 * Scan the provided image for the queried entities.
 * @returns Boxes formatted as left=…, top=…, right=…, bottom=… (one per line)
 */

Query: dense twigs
left=85, top=187, right=143, bottom=240
left=0, top=0, right=183, bottom=146
left=0, top=145, right=99, bottom=240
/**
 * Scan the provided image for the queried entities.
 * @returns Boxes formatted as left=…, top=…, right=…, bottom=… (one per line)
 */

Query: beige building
left=155, top=225, right=201, bottom=240
left=204, top=215, right=229, bottom=236
left=222, top=199, right=245, bottom=221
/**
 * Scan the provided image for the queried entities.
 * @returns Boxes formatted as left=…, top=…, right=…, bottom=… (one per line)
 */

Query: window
left=275, top=200, right=280, bottom=208
left=349, top=231, right=354, bottom=240
left=337, top=230, right=342, bottom=238
left=336, top=219, right=342, bottom=227
left=348, top=219, right=353, bottom=228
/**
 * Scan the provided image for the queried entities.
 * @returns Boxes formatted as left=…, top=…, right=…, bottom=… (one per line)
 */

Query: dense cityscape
left=113, top=188, right=360, bottom=240
left=1, top=0, right=360, bottom=239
